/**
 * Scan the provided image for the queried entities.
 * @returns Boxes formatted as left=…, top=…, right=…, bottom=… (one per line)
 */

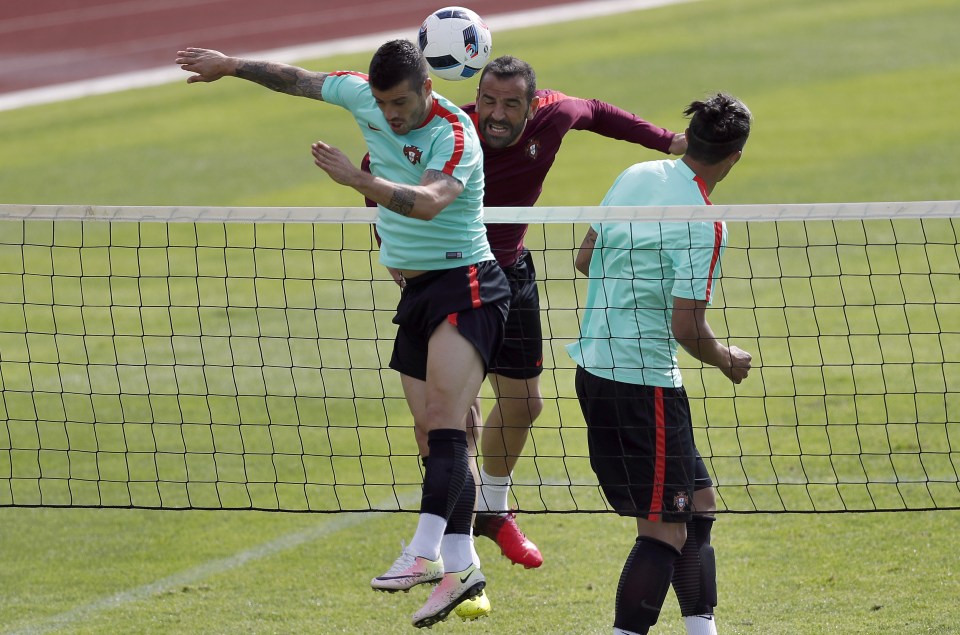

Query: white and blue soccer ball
left=418, top=6, right=493, bottom=81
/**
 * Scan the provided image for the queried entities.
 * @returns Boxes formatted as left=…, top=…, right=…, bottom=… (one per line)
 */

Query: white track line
left=2, top=510, right=399, bottom=635
left=0, top=0, right=696, bottom=112
left=0, top=0, right=224, bottom=34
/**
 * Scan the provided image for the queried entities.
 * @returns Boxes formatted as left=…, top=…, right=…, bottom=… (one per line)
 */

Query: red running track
left=0, top=0, right=591, bottom=95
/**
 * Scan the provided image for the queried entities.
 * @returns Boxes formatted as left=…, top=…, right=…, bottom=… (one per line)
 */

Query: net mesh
left=1, top=202, right=958, bottom=513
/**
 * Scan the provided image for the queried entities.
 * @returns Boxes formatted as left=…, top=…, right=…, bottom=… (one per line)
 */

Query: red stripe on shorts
left=649, top=386, right=666, bottom=522
left=468, top=264, right=481, bottom=308
left=446, top=265, right=481, bottom=326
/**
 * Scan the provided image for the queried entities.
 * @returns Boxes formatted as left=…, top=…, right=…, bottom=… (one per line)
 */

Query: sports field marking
left=0, top=0, right=696, bottom=112
left=0, top=0, right=224, bottom=34
left=2, top=509, right=404, bottom=635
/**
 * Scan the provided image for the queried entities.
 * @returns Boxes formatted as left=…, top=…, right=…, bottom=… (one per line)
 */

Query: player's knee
left=498, top=393, right=543, bottom=426
left=525, top=394, right=545, bottom=423
left=692, top=487, right=717, bottom=513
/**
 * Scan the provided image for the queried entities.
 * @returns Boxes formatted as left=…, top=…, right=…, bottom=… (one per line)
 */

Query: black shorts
left=389, top=260, right=510, bottom=381
left=489, top=250, right=543, bottom=379
left=575, top=366, right=700, bottom=522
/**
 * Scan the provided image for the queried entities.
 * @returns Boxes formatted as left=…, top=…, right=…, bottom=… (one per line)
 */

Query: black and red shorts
left=489, top=250, right=544, bottom=379
left=575, top=366, right=701, bottom=522
left=389, top=260, right=510, bottom=381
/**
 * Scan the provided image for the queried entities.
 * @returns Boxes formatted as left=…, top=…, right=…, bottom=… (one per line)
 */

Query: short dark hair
left=368, top=39, right=429, bottom=92
left=478, top=55, right=537, bottom=103
left=684, top=93, right=752, bottom=164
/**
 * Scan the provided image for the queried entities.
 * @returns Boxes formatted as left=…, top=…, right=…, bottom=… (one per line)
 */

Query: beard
left=478, top=115, right=525, bottom=149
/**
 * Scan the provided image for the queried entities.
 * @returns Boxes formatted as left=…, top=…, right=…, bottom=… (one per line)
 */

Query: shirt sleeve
left=669, top=222, right=726, bottom=303
left=320, top=71, right=369, bottom=110
left=561, top=95, right=675, bottom=154
left=423, top=111, right=482, bottom=184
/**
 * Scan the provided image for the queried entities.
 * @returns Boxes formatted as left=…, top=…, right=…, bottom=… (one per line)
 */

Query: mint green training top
left=566, top=159, right=726, bottom=387
left=322, top=71, right=492, bottom=271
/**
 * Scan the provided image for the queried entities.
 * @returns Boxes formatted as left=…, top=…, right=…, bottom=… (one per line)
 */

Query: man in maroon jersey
left=462, top=55, right=685, bottom=568
left=364, top=55, right=685, bottom=569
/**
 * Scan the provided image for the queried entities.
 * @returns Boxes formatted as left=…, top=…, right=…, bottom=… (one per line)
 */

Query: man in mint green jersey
left=568, top=93, right=753, bottom=635
left=177, top=40, right=509, bottom=629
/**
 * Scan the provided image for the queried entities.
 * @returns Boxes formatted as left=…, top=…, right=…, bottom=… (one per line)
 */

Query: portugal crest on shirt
left=524, top=138, right=540, bottom=159
left=673, top=491, right=689, bottom=511
left=403, top=145, right=423, bottom=165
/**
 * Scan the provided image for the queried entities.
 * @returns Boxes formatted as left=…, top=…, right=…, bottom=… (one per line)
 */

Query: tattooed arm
left=310, top=141, right=464, bottom=220
left=176, top=48, right=328, bottom=100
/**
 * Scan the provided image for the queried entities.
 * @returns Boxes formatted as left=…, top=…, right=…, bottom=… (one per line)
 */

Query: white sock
left=477, top=466, right=511, bottom=513
left=407, top=513, right=446, bottom=561
left=685, top=614, right=717, bottom=635
left=441, top=533, right=478, bottom=572
left=613, top=628, right=642, bottom=635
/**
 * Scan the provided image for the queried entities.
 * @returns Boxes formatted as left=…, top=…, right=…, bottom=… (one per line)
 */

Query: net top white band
left=0, top=201, right=957, bottom=224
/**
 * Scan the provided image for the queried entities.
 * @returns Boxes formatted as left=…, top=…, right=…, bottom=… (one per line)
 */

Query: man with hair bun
left=569, top=93, right=753, bottom=635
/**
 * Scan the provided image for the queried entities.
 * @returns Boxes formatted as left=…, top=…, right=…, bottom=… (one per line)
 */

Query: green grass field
left=2, top=0, right=960, bottom=633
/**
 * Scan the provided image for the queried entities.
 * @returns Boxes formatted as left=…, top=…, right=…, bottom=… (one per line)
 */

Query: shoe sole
left=412, top=581, right=486, bottom=629
left=371, top=577, right=443, bottom=593
left=455, top=610, right=490, bottom=622
left=504, top=550, right=543, bottom=569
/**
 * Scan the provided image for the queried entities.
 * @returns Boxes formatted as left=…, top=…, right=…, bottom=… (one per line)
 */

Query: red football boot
left=474, top=512, right=543, bottom=569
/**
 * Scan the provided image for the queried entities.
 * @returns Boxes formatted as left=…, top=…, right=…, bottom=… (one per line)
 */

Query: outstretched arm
left=310, top=141, right=464, bottom=221
left=176, top=47, right=328, bottom=99
left=672, top=297, right=752, bottom=383
left=568, top=96, right=686, bottom=155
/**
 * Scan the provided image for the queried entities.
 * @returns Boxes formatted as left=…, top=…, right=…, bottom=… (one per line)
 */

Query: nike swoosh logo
left=368, top=122, right=381, bottom=131
left=640, top=599, right=661, bottom=612
left=459, top=573, right=473, bottom=583
left=379, top=572, right=432, bottom=580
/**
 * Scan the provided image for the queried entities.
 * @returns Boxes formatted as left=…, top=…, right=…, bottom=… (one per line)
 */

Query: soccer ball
left=418, top=7, right=493, bottom=81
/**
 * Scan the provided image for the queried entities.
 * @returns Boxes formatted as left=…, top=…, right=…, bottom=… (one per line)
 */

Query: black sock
left=444, top=462, right=475, bottom=536
left=420, top=428, right=468, bottom=520
left=614, top=537, right=681, bottom=634
left=673, top=516, right=717, bottom=616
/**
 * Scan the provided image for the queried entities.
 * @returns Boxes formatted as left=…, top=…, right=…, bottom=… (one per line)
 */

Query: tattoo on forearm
left=423, top=169, right=461, bottom=190
left=386, top=187, right=416, bottom=216
left=303, top=74, right=326, bottom=99
left=236, top=61, right=326, bottom=98
left=236, top=61, right=297, bottom=92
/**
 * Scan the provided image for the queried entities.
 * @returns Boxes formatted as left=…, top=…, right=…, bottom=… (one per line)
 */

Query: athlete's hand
left=722, top=345, right=752, bottom=384
left=311, top=140, right=362, bottom=187
left=176, top=48, right=235, bottom=83
left=669, top=132, right=687, bottom=156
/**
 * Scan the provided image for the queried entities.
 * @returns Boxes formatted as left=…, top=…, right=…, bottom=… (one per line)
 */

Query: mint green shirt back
left=566, top=159, right=726, bottom=387
left=322, top=72, right=491, bottom=270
